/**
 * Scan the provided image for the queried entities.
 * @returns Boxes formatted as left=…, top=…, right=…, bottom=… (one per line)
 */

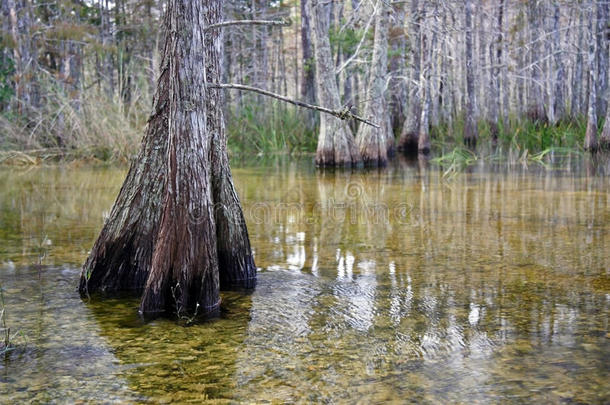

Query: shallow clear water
left=0, top=156, right=609, bottom=403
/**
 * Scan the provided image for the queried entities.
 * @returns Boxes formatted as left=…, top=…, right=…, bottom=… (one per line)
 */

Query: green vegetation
left=0, top=81, right=600, bottom=166
left=430, top=114, right=592, bottom=173
left=227, top=104, right=316, bottom=156
left=0, top=78, right=148, bottom=164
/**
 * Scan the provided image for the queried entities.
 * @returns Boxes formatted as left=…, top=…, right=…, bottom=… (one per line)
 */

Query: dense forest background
left=1, top=0, right=609, bottom=162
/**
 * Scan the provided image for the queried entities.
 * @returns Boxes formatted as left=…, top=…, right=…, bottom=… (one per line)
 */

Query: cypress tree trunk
left=602, top=46, right=610, bottom=149
left=489, top=0, right=505, bottom=140
left=300, top=0, right=317, bottom=130
left=80, top=0, right=256, bottom=318
left=356, top=1, right=390, bottom=166
left=584, top=3, right=599, bottom=151
left=398, top=0, right=421, bottom=153
left=418, top=2, right=435, bottom=154
left=464, top=0, right=478, bottom=146
left=388, top=2, right=407, bottom=133
left=527, top=1, right=546, bottom=123
left=552, top=2, right=565, bottom=123
left=6, top=0, right=38, bottom=112
left=601, top=101, right=610, bottom=148
left=308, top=0, right=360, bottom=167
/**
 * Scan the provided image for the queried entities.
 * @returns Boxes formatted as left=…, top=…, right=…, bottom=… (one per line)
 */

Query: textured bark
left=488, top=0, right=504, bottom=139
left=418, top=76, right=431, bottom=154
left=463, top=0, right=478, bottom=146
left=599, top=103, right=610, bottom=149
left=388, top=2, right=407, bottom=132
left=81, top=0, right=256, bottom=318
left=398, top=0, right=421, bottom=153
left=572, top=9, right=585, bottom=117
left=596, top=1, right=609, bottom=117
left=308, top=0, right=360, bottom=167
left=552, top=2, right=565, bottom=123
left=602, top=39, right=610, bottom=148
left=527, top=1, right=546, bottom=123
left=5, top=0, right=38, bottom=112
left=356, top=1, right=390, bottom=166
left=79, top=66, right=169, bottom=296
left=601, top=101, right=610, bottom=148
left=584, top=3, right=598, bottom=152
left=300, top=0, right=317, bottom=129
left=418, top=6, right=434, bottom=155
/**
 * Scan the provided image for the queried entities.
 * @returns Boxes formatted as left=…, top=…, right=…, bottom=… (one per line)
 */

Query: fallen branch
left=208, top=83, right=380, bottom=128
left=204, top=19, right=291, bottom=32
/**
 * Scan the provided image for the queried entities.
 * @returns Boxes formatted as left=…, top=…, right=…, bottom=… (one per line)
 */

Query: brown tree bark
left=80, top=0, right=256, bottom=318
left=308, top=0, right=360, bottom=167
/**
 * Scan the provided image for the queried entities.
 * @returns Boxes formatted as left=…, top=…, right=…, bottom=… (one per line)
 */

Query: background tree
left=463, top=0, right=478, bottom=145
left=356, top=0, right=391, bottom=166
left=308, top=0, right=360, bottom=167
left=1, top=0, right=609, bottom=156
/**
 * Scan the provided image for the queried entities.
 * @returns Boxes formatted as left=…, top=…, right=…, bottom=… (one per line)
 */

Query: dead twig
left=204, top=19, right=291, bottom=32
left=208, top=83, right=380, bottom=128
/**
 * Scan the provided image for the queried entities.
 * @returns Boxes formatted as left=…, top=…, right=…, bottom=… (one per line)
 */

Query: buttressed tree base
left=79, top=0, right=256, bottom=318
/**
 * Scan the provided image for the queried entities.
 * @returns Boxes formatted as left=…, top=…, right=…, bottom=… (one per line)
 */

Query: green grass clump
left=226, top=103, right=316, bottom=156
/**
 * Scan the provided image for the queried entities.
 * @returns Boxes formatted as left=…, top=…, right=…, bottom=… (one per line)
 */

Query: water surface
left=0, top=156, right=609, bottom=403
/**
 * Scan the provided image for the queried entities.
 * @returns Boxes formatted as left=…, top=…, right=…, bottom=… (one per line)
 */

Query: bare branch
left=336, top=1, right=378, bottom=74
left=209, top=83, right=380, bottom=128
left=204, top=19, right=291, bottom=32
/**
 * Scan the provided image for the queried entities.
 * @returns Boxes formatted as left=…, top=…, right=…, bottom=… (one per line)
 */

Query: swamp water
left=0, top=156, right=609, bottom=403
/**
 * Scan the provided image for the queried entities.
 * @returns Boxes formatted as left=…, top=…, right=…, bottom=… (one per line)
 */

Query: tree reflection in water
left=0, top=157, right=608, bottom=402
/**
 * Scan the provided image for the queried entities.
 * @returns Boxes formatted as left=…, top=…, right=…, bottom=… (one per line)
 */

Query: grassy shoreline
left=0, top=97, right=604, bottom=167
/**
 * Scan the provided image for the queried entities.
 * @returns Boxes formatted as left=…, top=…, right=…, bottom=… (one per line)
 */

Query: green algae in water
left=0, top=157, right=609, bottom=403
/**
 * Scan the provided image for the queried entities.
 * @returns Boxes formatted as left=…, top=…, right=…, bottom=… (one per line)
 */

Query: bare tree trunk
left=603, top=34, right=610, bottom=148
left=602, top=98, right=610, bottom=148
left=552, top=2, right=565, bottom=123
left=419, top=69, right=432, bottom=153
left=308, top=0, right=360, bottom=167
left=572, top=8, right=585, bottom=118
left=81, top=0, right=256, bottom=318
left=489, top=0, right=504, bottom=140
left=6, top=0, right=37, bottom=112
left=584, top=3, right=599, bottom=151
left=356, top=0, right=390, bottom=166
left=500, top=0, right=508, bottom=125
left=398, top=0, right=421, bottom=152
left=388, top=2, right=407, bottom=133
left=464, top=0, right=478, bottom=146
left=418, top=1, right=435, bottom=154
left=301, top=0, right=317, bottom=129
left=527, top=1, right=546, bottom=122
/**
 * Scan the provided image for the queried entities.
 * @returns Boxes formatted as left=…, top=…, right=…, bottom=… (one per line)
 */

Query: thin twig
left=208, top=83, right=380, bottom=128
left=204, top=19, right=291, bottom=32
left=336, top=0, right=378, bottom=74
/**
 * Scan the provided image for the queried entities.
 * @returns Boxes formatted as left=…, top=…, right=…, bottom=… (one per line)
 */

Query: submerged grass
left=430, top=114, right=592, bottom=173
